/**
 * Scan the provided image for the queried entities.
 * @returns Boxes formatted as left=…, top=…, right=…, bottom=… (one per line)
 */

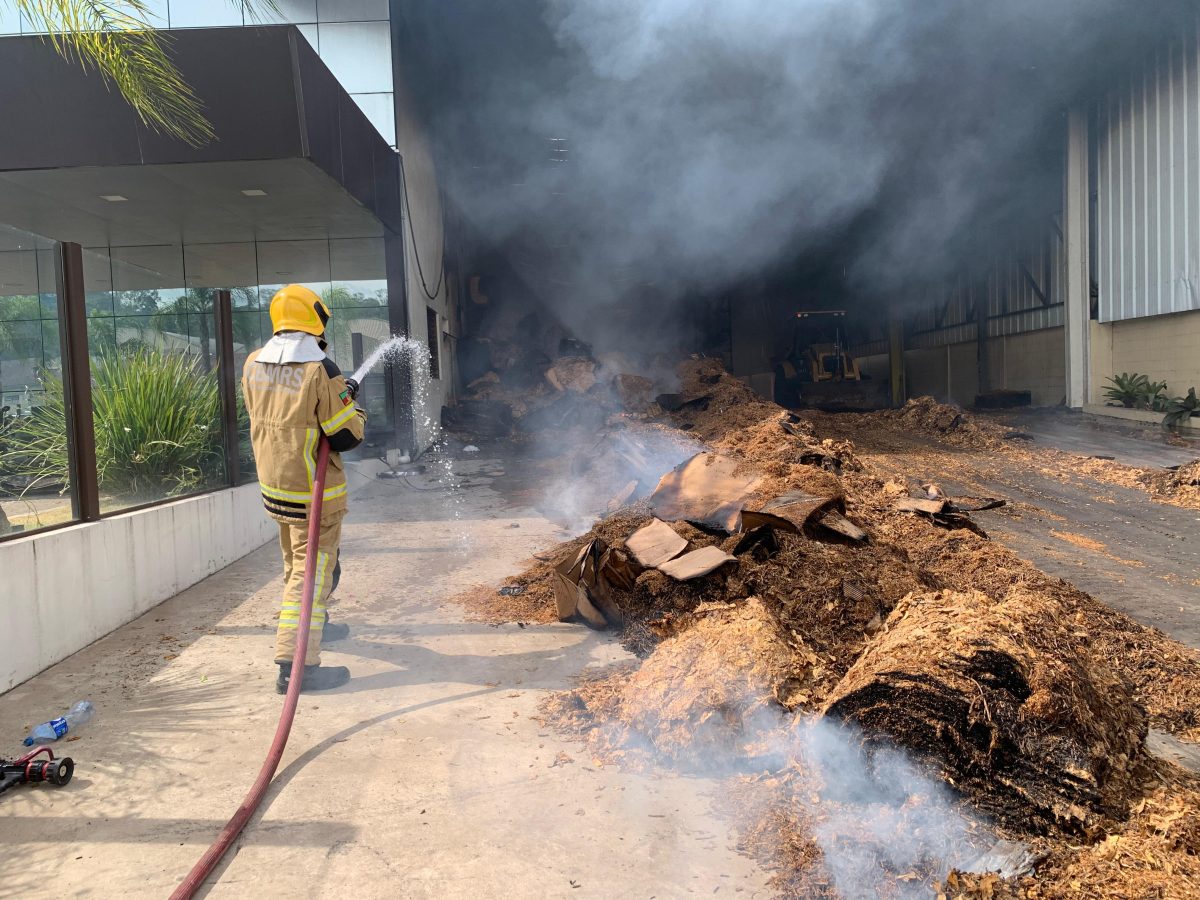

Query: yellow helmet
left=269, top=284, right=330, bottom=337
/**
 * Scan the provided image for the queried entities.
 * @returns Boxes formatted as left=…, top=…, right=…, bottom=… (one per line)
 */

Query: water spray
left=350, top=334, right=428, bottom=385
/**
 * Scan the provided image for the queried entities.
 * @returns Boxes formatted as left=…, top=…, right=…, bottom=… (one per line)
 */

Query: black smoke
left=397, top=0, right=1194, bottom=342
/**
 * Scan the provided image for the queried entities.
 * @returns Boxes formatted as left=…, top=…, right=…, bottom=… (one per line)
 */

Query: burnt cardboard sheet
left=626, top=518, right=689, bottom=568
left=742, top=490, right=842, bottom=532
left=649, top=453, right=760, bottom=533
left=657, top=546, right=736, bottom=580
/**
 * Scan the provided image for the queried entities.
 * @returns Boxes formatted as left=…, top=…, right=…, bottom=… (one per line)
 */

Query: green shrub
left=1104, top=373, right=1153, bottom=408
left=2, top=346, right=224, bottom=500
left=91, top=347, right=223, bottom=495
left=1, top=381, right=69, bottom=497
left=1163, top=388, right=1199, bottom=430
left=1146, top=379, right=1170, bottom=411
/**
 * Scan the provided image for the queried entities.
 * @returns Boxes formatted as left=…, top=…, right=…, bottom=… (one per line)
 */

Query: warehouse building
left=836, top=32, right=1200, bottom=421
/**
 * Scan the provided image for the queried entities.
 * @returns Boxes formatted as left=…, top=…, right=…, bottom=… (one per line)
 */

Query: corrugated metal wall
left=900, top=220, right=1064, bottom=351
left=1096, top=19, right=1200, bottom=322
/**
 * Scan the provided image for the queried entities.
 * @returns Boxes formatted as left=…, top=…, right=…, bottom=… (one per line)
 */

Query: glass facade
left=83, top=245, right=226, bottom=511
left=0, top=228, right=395, bottom=540
left=0, top=225, right=74, bottom=535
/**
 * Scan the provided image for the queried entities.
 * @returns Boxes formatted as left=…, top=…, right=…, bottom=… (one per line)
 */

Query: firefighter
left=242, top=284, right=367, bottom=694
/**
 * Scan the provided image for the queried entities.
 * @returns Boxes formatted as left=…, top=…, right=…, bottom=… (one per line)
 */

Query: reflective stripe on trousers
left=275, top=512, right=343, bottom=666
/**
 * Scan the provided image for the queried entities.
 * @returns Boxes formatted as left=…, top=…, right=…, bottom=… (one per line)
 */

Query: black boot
left=275, top=662, right=350, bottom=694
left=322, top=616, right=350, bottom=642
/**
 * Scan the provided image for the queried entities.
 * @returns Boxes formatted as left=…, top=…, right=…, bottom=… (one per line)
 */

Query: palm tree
left=9, top=1, right=277, bottom=145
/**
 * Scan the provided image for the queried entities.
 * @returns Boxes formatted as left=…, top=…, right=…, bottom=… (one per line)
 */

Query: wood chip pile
left=461, top=357, right=1200, bottom=898
left=824, top=588, right=1147, bottom=833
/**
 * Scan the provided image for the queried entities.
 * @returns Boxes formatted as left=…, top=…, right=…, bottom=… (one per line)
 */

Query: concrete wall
left=729, top=296, right=779, bottom=380
left=905, top=346, right=950, bottom=402
left=1089, top=310, right=1200, bottom=403
left=988, top=327, right=1067, bottom=407
left=0, top=483, right=276, bottom=692
left=890, top=327, right=1067, bottom=408
left=0, top=460, right=386, bottom=693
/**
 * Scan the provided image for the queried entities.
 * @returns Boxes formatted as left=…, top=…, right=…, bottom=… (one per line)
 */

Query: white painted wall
left=1, top=460, right=386, bottom=693
left=0, top=483, right=275, bottom=692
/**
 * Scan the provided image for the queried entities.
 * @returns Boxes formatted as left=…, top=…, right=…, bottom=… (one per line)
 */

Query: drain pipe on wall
left=169, top=437, right=333, bottom=899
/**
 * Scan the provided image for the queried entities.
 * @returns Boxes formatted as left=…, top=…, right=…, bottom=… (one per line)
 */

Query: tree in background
left=9, top=1, right=277, bottom=144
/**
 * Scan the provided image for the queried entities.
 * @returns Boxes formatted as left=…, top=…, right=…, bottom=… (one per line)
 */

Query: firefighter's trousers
left=275, top=511, right=343, bottom=666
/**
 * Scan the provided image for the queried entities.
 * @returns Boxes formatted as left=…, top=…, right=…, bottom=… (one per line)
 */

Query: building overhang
left=0, top=25, right=401, bottom=244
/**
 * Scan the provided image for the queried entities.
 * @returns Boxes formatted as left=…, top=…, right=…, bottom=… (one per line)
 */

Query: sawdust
left=662, top=356, right=781, bottom=444
left=811, top=400, right=1200, bottom=512
left=935, top=764, right=1200, bottom=899
left=465, top=376, right=552, bottom=420
left=1148, top=458, right=1200, bottom=508
left=503, top=360, right=1200, bottom=740
left=1024, top=763, right=1200, bottom=899
left=734, top=760, right=996, bottom=900
left=737, top=762, right=1200, bottom=900
left=541, top=598, right=812, bottom=767
left=463, top=356, right=1200, bottom=898
left=991, top=430, right=1199, bottom=512
left=882, top=397, right=1009, bottom=450
left=451, top=580, right=558, bottom=624
left=1048, top=530, right=1146, bottom=569
left=1050, top=530, right=1107, bottom=553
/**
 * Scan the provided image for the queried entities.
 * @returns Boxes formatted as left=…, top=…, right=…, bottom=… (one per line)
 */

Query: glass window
left=315, top=22, right=392, bottom=94
left=167, top=0, right=243, bottom=28
left=84, top=245, right=226, bottom=512
left=330, top=237, right=391, bottom=451
left=185, top=242, right=266, bottom=486
left=258, top=0, right=317, bottom=25
left=0, top=226, right=75, bottom=536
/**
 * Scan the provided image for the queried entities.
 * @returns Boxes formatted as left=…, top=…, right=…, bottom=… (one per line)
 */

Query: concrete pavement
left=0, top=451, right=770, bottom=899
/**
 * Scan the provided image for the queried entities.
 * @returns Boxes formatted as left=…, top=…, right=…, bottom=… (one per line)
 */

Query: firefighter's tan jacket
left=242, top=350, right=366, bottom=523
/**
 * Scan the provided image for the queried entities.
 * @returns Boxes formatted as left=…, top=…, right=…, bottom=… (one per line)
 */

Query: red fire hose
left=170, top=437, right=332, bottom=899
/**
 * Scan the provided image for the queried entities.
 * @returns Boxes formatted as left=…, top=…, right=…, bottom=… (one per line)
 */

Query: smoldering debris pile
left=444, top=328, right=671, bottom=439
left=888, top=396, right=1004, bottom=446
left=463, top=357, right=1200, bottom=897
left=1148, top=458, right=1200, bottom=507
left=545, top=598, right=815, bottom=766
left=839, top=395, right=1009, bottom=451
left=824, top=588, right=1147, bottom=833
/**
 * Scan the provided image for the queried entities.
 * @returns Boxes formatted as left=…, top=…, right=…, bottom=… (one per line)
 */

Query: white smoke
left=788, top=717, right=983, bottom=899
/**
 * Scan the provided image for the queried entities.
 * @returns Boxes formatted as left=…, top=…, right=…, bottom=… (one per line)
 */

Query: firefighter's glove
left=344, top=377, right=360, bottom=401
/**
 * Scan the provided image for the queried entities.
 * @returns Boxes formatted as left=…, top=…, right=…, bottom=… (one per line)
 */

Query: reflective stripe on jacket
left=241, top=349, right=367, bottom=523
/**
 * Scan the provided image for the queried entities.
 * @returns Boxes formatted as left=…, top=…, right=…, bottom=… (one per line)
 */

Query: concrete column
left=1064, top=106, right=1090, bottom=408
left=888, top=316, right=905, bottom=407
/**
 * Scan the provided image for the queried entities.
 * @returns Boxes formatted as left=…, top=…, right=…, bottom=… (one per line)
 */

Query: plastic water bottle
left=22, top=700, right=94, bottom=746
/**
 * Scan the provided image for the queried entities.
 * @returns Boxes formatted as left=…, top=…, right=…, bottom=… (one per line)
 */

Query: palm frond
left=240, top=0, right=281, bottom=25
left=13, top=1, right=285, bottom=145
